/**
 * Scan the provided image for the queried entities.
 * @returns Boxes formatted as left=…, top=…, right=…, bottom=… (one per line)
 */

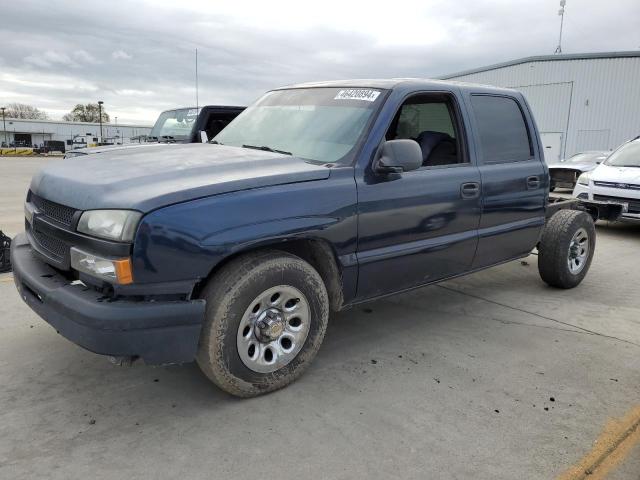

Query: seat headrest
left=415, top=131, right=453, bottom=163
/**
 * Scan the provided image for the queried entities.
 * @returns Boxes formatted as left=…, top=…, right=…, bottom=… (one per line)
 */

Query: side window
left=386, top=94, right=466, bottom=167
left=396, top=103, right=455, bottom=138
left=470, top=95, right=532, bottom=163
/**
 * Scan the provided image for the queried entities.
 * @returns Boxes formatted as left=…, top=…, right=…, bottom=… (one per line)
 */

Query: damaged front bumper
left=10, top=233, right=205, bottom=365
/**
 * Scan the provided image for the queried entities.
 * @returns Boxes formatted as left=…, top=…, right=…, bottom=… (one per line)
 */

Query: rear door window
left=470, top=95, right=533, bottom=163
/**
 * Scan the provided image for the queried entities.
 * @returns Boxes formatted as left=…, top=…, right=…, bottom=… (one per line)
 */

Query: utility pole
left=195, top=48, right=199, bottom=110
left=1, top=107, right=6, bottom=146
left=98, top=100, right=104, bottom=142
left=554, top=0, right=566, bottom=54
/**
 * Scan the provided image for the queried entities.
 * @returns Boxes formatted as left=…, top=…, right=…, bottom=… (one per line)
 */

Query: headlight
left=77, top=210, right=142, bottom=242
left=577, top=172, right=591, bottom=186
left=70, top=247, right=133, bottom=284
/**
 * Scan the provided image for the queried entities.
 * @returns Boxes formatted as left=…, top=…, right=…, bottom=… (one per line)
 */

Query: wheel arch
left=194, top=236, right=346, bottom=312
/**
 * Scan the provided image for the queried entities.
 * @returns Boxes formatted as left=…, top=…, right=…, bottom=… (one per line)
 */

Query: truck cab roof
left=278, top=78, right=521, bottom=96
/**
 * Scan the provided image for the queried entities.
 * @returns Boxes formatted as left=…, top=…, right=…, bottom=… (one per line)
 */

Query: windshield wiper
left=210, top=140, right=223, bottom=145
left=242, top=144, right=292, bottom=155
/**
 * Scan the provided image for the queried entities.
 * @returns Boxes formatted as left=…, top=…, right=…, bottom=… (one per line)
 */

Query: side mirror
left=374, top=139, right=423, bottom=175
left=199, top=130, right=209, bottom=143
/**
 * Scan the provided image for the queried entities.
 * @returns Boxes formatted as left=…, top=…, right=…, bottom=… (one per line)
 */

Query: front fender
left=131, top=168, right=357, bottom=286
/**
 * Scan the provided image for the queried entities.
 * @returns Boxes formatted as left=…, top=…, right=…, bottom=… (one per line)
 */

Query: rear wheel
left=196, top=250, right=329, bottom=397
left=538, top=210, right=596, bottom=288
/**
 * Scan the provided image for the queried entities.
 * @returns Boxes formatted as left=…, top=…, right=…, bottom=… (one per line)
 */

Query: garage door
left=509, top=82, right=573, bottom=157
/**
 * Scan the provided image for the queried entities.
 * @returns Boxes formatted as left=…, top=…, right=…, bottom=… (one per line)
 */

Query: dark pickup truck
left=64, top=105, right=244, bottom=158
left=11, top=79, right=620, bottom=397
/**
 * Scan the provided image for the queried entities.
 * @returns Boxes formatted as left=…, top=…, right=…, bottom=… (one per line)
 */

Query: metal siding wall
left=447, top=57, right=640, bottom=157
left=516, top=82, right=572, bottom=133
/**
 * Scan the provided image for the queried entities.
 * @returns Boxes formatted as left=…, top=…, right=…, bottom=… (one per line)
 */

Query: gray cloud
left=1, top=0, right=638, bottom=124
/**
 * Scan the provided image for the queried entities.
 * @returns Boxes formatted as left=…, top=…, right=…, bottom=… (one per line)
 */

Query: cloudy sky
left=1, top=0, right=638, bottom=125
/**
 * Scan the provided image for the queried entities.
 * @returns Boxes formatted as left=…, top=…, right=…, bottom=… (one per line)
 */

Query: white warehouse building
left=441, top=51, right=640, bottom=162
left=0, top=117, right=152, bottom=150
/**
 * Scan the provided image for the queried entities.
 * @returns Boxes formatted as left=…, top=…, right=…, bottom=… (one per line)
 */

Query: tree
left=5, top=103, right=49, bottom=120
left=63, top=103, right=110, bottom=123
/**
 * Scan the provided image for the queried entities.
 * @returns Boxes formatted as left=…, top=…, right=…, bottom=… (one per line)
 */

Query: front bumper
left=10, top=233, right=205, bottom=365
left=573, top=184, right=640, bottom=222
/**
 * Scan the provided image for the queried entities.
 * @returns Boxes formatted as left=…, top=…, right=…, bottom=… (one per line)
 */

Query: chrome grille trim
left=29, top=192, right=76, bottom=226
left=593, top=181, right=640, bottom=191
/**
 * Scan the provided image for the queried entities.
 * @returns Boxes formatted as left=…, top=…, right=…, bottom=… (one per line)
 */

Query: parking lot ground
left=0, top=156, right=56, bottom=237
left=1, top=157, right=639, bottom=479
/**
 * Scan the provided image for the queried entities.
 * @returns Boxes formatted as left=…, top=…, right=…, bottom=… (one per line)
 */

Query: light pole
left=115, top=117, right=120, bottom=144
left=554, top=0, right=566, bottom=54
left=1, top=107, right=6, bottom=147
left=98, top=100, right=104, bottom=143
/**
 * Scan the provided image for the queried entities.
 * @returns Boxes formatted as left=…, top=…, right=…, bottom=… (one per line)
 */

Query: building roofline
left=440, top=50, right=640, bottom=79
left=0, top=117, right=152, bottom=128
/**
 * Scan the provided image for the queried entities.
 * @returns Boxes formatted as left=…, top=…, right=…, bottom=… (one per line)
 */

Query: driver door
left=355, top=92, right=481, bottom=300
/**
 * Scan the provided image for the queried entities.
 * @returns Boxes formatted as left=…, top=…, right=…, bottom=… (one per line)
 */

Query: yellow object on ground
left=1, top=148, right=34, bottom=156
left=557, top=405, right=640, bottom=480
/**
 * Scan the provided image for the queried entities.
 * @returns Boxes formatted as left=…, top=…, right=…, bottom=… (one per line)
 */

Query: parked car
left=573, top=136, right=640, bottom=221
left=548, top=151, right=608, bottom=191
left=33, top=140, right=66, bottom=155
left=64, top=105, right=244, bottom=158
left=11, top=79, right=619, bottom=397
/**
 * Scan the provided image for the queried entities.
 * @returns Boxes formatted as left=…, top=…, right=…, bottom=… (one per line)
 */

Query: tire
left=538, top=210, right=596, bottom=289
left=196, top=250, right=329, bottom=397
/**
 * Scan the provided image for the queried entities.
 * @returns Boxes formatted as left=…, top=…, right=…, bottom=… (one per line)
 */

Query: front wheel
left=196, top=251, right=329, bottom=397
left=538, top=210, right=596, bottom=288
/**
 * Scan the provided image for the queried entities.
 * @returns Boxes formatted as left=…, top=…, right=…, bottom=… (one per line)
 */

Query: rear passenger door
left=465, top=93, right=547, bottom=268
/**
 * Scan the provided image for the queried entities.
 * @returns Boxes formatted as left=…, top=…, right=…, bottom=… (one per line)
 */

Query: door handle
left=526, top=176, right=540, bottom=189
left=460, top=182, right=480, bottom=199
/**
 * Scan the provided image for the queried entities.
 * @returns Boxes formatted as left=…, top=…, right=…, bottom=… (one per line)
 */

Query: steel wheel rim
left=567, top=227, right=589, bottom=275
left=237, top=285, right=311, bottom=373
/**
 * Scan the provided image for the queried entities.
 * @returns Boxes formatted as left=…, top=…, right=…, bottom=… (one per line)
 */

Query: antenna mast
left=554, top=0, right=566, bottom=54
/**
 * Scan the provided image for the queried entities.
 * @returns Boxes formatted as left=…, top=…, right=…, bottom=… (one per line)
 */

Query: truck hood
left=592, top=164, right=640, bottom=184
left=31, top=143, right=331, bottom=212
left=65, top=142, right=170, bottom=158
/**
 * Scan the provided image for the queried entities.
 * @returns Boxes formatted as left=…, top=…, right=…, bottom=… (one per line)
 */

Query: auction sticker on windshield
left=334, top=89, right=381, bottom=102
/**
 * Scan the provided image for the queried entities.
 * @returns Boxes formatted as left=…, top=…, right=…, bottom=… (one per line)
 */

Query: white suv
left=573, top=136, right=640, bottom=222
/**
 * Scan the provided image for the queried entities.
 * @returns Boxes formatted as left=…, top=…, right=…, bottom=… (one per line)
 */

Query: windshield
left=149, top=108, right=200, bottom=140
left=213, top=87, right=384, bottom=163
left=604, top=140, right=640, bottom=168
left=566, top=152, right=608, bottom=164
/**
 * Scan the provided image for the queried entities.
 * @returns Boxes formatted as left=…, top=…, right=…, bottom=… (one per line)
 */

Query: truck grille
left=32, top=229, right=67, bottom=260
left=593, top=181, right=640, bottom=191
left=593, top=195, right=640, bottom=214
left=30, top=192, right=76, bottom=226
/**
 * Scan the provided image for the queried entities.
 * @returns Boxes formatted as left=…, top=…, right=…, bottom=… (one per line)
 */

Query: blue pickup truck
left=11, top=79, right=618, bottom=397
